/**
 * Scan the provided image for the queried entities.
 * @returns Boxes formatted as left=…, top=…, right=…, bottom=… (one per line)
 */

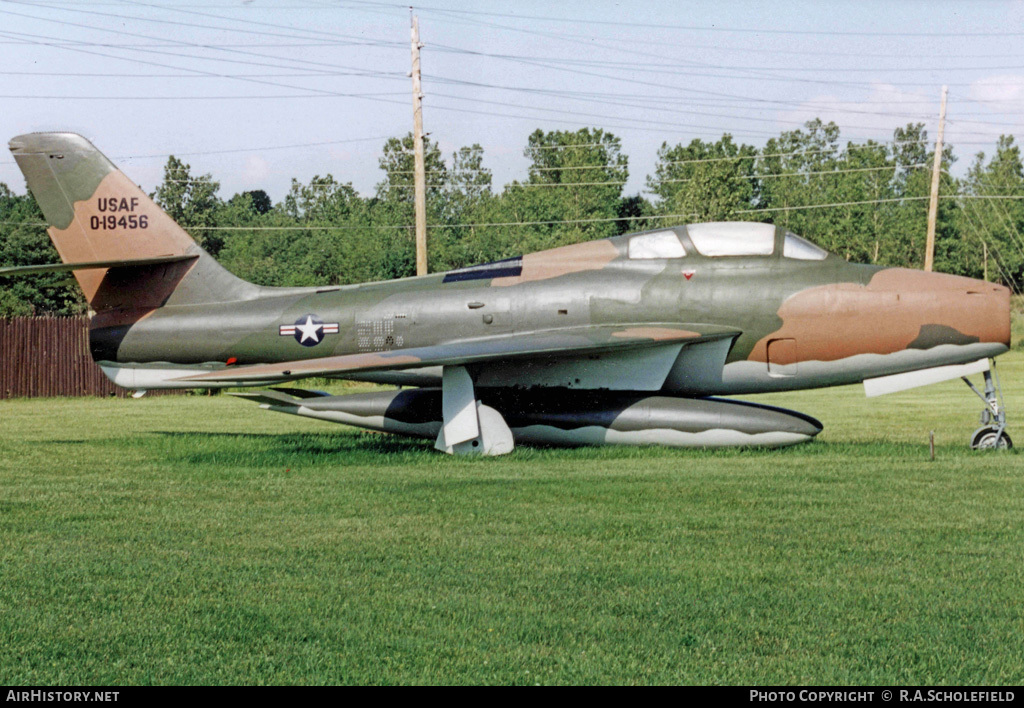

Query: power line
left=121, top=0, right=401, bottom=45
left=652, top=141, right=927, bottom=168
left=158, top=160, right=931, bottom=190
left=0, top=212, right=690, bottom=231
left=0, top=135, right=392, bottom=166
left=0, top=11, right=408, bottom=89
left=0, top=23, right=403, bottom=79
left=430, top=44, right=1024, bottom=76
left=8, top=0, right=401, bottom=46
left=366, top=1, right=1024, bottom=37
left=6, top=196, right=1024, bottom=232
left=0, top=92, right=406, bottom=100
left=383, top=163, right=930, bottom=189
left=2, top=14, right=1014, bottom=144
left=193, top=212, right=700, bottom=230
left=0, top=28, right=406, bottom=99
left=425, top=7, right=1024, bottom=61
left=0, top=70, right=403, bottom=78
left=425, top=69, right=968, bottom=124
left=0, top=39, right=390, bottom=48
left=428, top=86, right=939, bottom=129
left=737, top=194, right=1024, bottom=215
left=47, top=143, right=931, bottom=179
left=0, top=26, right=415, bottom=135
left=958, top=199, right=1024, bottom=294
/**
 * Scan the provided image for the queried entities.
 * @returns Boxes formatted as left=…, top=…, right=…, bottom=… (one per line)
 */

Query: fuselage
left=91, top=223, right=1011, bottom=396
left=13, top=133, right=1010, bottom=452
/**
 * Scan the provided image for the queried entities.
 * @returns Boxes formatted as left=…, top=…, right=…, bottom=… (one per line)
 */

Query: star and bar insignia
left=279, top=314, right=340, bottom=347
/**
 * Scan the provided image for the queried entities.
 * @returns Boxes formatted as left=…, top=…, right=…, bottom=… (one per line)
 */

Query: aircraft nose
left=873, top=268, right=1011, bottom=349
left=975, top=282, right=1012, bottom=348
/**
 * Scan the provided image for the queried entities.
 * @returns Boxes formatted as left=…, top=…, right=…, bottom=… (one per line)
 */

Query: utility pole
left=410, top=11, right=428, bottom=276
left=924, top=85, right=948, bottom=272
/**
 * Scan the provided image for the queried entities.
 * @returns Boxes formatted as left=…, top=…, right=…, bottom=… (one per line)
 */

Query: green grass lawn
left=1, top=351, right=1022, bottom=685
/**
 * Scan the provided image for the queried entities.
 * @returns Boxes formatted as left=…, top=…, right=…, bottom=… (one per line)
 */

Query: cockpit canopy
left=626, top=222, right=828, bottom=261
left=627, top=230, right=687, bottom=259
left=781, top=231, right=828, bottom=260
left=686, top=222, right=774, bottom=257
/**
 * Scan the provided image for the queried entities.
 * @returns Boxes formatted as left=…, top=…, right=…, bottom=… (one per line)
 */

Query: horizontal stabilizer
left=178, top=323, right=741, bottom=386
left=864, top=358, right=989, bottom=397
left=0, top=254, right=197, bottom=277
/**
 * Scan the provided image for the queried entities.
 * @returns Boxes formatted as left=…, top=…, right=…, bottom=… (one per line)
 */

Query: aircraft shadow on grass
left=140, top=430, right=928, bottom=466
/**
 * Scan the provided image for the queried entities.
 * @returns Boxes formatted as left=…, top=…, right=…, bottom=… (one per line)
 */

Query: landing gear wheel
left=962, top=360, right=1011, bottom=451
left=970, top=426, right=1013, bottom=450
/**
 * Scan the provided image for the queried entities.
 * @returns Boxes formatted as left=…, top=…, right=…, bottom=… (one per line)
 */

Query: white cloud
left=241, top=155, right=271, bottom=183
left=969, top=74, right=1024, bottom=104
left=775, top=83, right=939, bottom=142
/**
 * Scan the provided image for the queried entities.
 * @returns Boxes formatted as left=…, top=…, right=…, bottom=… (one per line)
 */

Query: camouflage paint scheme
left=6, top=133, right=1012, bottom=453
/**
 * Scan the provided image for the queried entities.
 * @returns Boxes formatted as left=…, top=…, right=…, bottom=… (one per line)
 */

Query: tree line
left=2, top=119, right=1023, bottom=316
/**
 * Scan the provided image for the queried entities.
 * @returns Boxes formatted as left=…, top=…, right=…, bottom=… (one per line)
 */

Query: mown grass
left=0, top=350, right=1022, bottom=685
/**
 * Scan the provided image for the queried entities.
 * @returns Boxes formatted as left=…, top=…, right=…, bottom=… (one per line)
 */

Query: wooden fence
left=0, top=316, right=182, bottom=399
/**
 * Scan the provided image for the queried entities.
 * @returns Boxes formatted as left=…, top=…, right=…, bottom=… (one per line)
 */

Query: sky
left=1, top=0, right=1024, bottom=202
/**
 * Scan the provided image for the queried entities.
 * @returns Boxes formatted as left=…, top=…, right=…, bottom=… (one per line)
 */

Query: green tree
left=756, top=119, right=843, bottom=242
left=375, top=133, right=448, bottom=204
left=886, top=123, right=960, bottom=273
left=243, top=189, right=272, bottom=215
left=491, top=127, right=628, bottom=255
left=152, top=156, right=223, bottom=254
left=370, top=133, right=450, bottom=277
left=0, top=184, right=84, bottom=315
left=959, top=135, right=1024, bottom=288
left=805, top=138, right=901, bottom=264
left=617, top=193, right=656, bottom=234
left=647, top=134, right=757, bottom=222
left=432, top=144, right=494, bottom=270
left=221, top=175, right=390, bottom=287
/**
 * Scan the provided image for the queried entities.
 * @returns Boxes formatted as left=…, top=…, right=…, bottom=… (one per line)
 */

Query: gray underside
left=713, top=342, right=1009, bottom=395
left=260, top=405, right=816, bottom=449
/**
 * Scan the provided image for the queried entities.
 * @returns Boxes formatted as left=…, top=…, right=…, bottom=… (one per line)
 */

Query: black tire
left=970, top=426, right=1013, bottom=450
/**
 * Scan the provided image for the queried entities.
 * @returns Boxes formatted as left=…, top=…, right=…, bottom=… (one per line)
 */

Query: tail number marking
left=89, top=214, right=149, bottom=230
left=90, top=198, right=148, bottom=230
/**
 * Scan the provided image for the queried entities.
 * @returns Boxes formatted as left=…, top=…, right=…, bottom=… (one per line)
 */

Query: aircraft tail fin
left=8, top=132, right=257, bottom=309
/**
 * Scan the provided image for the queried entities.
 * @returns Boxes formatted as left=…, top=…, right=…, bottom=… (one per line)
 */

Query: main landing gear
left=963, top=360, right=1012, bottom=450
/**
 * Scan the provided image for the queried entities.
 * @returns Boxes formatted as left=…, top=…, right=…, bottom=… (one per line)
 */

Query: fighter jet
left=3, top=133, right=1013, bottom=455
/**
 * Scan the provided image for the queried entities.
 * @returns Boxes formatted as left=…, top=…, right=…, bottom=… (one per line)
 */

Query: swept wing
left=177, top=323, right=740, bottom=387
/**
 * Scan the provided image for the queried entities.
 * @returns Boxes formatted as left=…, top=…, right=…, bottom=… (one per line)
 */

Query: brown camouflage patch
left=182, top=352, right=424, bottom=382
left=748, top=267, right=1011, bottom=363
left=48, top=171, right=196, bottom=302
left=611, top=327, right=700, bottom=341
left=491, top=239, right=619, bottom=287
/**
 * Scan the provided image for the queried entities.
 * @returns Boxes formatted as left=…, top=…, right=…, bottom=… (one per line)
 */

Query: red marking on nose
left=683, top=270, right=695, bottom=280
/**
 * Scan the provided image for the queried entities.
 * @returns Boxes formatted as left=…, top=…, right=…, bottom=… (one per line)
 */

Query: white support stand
left=435, top=365, right=514, bottom=456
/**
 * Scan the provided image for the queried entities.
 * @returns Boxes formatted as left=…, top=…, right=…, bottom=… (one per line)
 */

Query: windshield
left=685, top=222, right=775, bottom=257
left=628, top=230, right=687, bottom=259
left=783, top=232, right=828, bottom=261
